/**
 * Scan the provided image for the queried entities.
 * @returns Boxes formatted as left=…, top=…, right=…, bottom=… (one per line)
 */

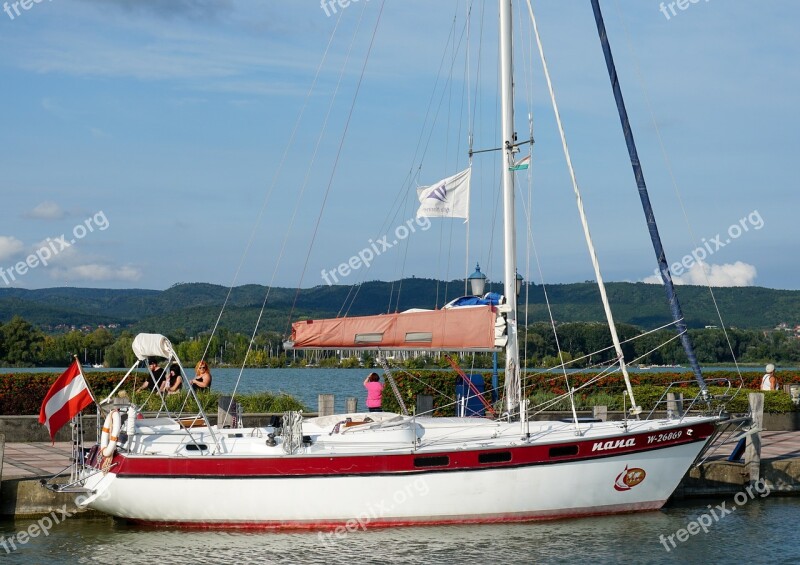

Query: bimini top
left=285, top=305, right=505, bottom=352
left=132, top=333, right=175, bottom=361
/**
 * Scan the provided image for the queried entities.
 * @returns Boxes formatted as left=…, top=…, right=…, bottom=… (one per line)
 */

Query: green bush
left=0, top=371, right=307, bottom=416
left=379, top=369, right=798, bottom=415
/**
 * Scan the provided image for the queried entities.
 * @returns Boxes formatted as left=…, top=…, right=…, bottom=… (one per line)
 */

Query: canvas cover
left=132, top=333, right=174, bottom=361
left=287, top=305, right=500, bottom=351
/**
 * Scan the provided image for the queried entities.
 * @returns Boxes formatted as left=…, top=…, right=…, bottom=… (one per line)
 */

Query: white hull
left=78, top=414, right=718, bottom=527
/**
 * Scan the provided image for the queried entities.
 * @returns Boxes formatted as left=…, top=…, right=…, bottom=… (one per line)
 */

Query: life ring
left=100, top=409, right=122, bottom=458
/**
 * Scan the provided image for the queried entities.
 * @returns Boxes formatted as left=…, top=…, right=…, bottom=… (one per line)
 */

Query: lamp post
left=468, top=263, right=487, bottom=297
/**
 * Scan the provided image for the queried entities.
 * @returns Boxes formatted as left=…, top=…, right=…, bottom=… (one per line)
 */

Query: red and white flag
left=38, top=359, right=94, bottom=442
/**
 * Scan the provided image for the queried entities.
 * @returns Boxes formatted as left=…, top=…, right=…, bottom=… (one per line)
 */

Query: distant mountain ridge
left=0, top=280, right=798, bottom=335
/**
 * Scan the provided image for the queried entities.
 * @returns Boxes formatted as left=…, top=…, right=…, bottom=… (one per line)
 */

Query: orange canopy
left=286, top=306, right=500, bottom=351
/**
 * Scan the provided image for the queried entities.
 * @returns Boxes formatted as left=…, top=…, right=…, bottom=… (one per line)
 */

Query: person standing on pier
left=363, top=372, right=384, bottom=412
left=761, top=363, right=778, bottom=391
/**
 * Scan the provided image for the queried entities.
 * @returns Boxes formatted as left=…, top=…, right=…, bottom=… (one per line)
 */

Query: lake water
left=3, top=366, right=776, bottom=413
left=0, top=497, right=797, bottom=564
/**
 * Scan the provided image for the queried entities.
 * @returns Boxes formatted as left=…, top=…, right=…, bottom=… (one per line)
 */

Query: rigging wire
left=526, top=0, right=640, bottom=416
left=515, top=0, right=536, bottom=378
left=610, top=0, right=743, bottom=379
left=236, top=4, right=376, bottom=399
left=199, top=10, right=345, bottom=363
left=285, top=1, right=387, bottom=331
left=337, top=10, right=467, bottom=318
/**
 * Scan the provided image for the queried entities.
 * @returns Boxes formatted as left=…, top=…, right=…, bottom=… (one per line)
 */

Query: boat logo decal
left=591, top=438, right=635, bottom=452
left=614, top=466, right=646, bottom=491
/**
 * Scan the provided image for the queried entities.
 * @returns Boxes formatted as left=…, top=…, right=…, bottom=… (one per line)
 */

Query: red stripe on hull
left=92, top=421, right=715, bottom=478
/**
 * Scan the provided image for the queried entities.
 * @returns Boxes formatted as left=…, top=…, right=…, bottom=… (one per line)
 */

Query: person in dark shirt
left=162, top=364, right=183, bottom=395
left=138, top=358, right=165, bottom=392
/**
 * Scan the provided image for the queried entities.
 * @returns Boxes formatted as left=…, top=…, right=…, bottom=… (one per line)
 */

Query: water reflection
left=1, top=498, right=798, bottom=564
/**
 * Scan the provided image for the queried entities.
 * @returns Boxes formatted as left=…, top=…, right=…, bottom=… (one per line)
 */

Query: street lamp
left=468, top=263, right=487, bottom=297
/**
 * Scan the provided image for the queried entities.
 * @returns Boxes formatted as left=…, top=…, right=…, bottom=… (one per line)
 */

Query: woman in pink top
left=363, top=372, right=384, bottom=412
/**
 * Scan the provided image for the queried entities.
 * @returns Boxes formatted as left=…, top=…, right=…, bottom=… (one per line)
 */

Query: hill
left=0, top=280, right=798, bottom=335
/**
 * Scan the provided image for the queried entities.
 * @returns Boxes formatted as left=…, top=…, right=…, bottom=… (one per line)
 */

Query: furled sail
left=285, top=305, right=504, bottom=351
left=132, top=333, right=175, bottom=361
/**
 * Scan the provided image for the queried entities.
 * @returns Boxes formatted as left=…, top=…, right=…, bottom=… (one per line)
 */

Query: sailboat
left=47, top=1, right=736, bottom=527
left=92, top=349, right=103, bottom=369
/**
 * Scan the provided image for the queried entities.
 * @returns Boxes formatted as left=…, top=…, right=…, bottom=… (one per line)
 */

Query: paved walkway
left=3, top=432, right=800, bottom=480
left=2, top=442, right=73, bottom=480
left=748, top=430, right=800, bottom=460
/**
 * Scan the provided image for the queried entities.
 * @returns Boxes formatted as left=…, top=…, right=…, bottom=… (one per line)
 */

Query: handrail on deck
left=645, top=377, right=744, bottom=422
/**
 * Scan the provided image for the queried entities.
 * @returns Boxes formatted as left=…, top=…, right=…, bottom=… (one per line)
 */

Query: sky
left=0, top=0, right=796, bottom=293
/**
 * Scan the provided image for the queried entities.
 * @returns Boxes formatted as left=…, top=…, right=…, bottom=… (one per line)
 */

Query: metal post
left=745, top=392, right=764, bottom=486
left=492, top=351, right=499, bottom=403
left=318, top=394, right=335, bottom=417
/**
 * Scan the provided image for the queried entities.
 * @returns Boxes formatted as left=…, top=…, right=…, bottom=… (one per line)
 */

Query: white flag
left=416, top=167, right=471, bottom=221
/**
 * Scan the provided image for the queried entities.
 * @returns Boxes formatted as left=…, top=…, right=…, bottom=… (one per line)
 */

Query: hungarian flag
left=509, top=155, right=530, bottom=171
left=38, top=360, right=94, bottom=442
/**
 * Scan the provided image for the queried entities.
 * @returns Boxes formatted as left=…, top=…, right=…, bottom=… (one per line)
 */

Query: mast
left=499, top=0, right=521, bottom=414
left=589, top=0, right=708, bottom=396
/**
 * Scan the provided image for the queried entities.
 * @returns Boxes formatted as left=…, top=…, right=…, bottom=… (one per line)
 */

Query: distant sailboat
left=92, top=349, right=103, bottom=369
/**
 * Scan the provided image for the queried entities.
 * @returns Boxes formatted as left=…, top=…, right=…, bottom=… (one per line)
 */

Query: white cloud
left=30, top=238, right=78, bottom=264
left=0, top=236, right=25, bottom=261
left=50, top=264, right=142, bottom=282
left=643, top=261, right=758, bottom=287
left=27, top=201, right=65, bottom=219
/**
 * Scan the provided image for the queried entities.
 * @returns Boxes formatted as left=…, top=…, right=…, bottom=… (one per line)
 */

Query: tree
left=104, top=333, right=137, bottom=368
left=86, top=328, right=115, bottom=352
left=1, top=316, right=45, bottom=366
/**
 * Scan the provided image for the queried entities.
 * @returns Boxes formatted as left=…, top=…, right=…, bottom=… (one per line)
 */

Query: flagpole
left=74, top=355, right=99, bottom=406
